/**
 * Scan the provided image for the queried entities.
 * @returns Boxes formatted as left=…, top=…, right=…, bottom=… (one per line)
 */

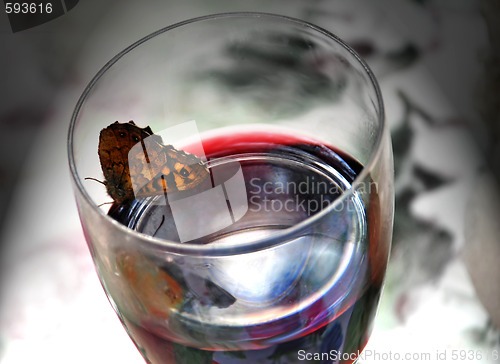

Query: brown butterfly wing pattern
left=129, top=141, right=210, bottom=198
left=98, top=120, right=209, bottom=205
left=98, top=121, right=153, bottom=204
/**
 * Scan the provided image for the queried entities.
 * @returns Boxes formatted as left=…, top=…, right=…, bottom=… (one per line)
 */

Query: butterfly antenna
left=153, top=215, right=165, bottom=237
left=85, top=177, right=106, bottom=185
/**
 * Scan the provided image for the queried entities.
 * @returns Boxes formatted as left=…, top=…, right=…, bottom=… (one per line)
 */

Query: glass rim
left=67, top=11, right=386, bottom=256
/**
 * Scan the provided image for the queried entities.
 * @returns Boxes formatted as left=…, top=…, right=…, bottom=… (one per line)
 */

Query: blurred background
left=0, top=0, right=499, bottom=363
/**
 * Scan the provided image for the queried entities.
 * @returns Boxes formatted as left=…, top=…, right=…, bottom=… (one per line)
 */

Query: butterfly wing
left=128, top=136, right=209, bottom=198
left=164, top=145, right=210, bottom=192
left=98, top=121, right=154, bottom=204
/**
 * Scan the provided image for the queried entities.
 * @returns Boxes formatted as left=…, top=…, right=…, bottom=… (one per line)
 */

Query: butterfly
left=96, top=121, right=209, bottom=205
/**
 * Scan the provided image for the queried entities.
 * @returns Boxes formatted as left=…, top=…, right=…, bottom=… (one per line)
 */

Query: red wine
left=108, top=129, right=385, bottom=364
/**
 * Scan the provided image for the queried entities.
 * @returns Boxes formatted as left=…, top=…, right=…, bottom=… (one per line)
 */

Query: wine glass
left=68, top=12, right=393, bottom=364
